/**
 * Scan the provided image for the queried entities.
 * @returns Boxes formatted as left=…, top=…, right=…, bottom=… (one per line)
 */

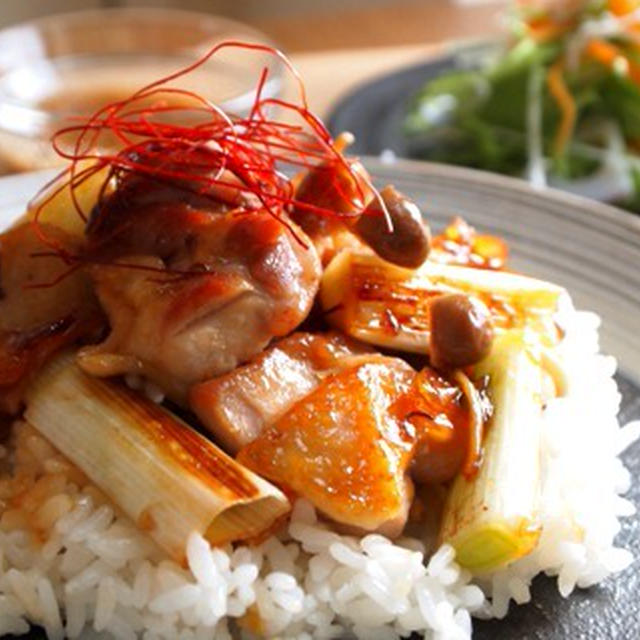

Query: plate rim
left=361, top=155, right=640, bottom=234
left=3, top=157, right=640, bottom=232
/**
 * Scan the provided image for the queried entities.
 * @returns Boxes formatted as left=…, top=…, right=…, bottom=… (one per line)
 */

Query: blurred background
left=0, top=0, right=507, bottom=175
left=3, top=0, right=640, bottom=214
left=0, top=1, right=505, bottom=51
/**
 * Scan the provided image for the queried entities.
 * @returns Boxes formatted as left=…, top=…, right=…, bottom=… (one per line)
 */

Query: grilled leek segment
left=24, top=353, right=290, bottom=563
left=320, top=249, right=564, bottom=353
left=438, top=330, right=545, bottom=573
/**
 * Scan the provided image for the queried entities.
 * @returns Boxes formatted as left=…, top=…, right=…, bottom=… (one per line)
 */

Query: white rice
left=0, top=305, right=637, bottom=640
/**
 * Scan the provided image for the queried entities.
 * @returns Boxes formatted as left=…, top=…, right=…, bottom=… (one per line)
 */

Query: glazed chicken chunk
left=238, top=356, right=419, bottom=537
left=0, top=223, right=92, bottom=331
left=77, top=172, right=322, bottom=401
left=190, top=331, right=372, bottom=453
left=0, top=223, right=99, bottom=413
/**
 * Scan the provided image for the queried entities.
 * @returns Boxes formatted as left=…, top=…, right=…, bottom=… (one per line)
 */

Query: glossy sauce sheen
left=430, top=218, right=509, bottom=271
left=348, top=261, right=519, bottom=337
left=189, top=331, right=371, bottom=454
left=292, top=160, right=371, bottom=265
left=238, top=358, right=416, bottom=533
left=400, top=368, right=472, bottom=485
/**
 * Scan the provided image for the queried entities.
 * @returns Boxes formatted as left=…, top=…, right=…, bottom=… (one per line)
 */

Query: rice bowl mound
left=0, top=304, right=637, bottom=640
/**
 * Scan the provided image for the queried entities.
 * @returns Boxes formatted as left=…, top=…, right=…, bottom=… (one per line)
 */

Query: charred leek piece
left=320, top=250, right=563, bottom=353
left=438, top=330, right=544, bottom=573
left=25, top=353, right=290, bottom=562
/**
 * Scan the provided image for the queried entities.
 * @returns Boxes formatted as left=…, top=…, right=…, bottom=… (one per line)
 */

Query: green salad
left=404, top=0, right=640, bottom=211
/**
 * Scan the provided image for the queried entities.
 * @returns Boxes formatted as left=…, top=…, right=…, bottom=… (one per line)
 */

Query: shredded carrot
left=531, top=24, right=568, bottom=42
left=526, top=16, right=567, bottom=42
left=546, top=59, right=577, bottom=157
left=585, top=38, right=622, bottom=66
left=525, top=11, right=576, bottom=43
left=608, top=0, right=640, bottom=35
left=608, top=0, right=640, bottom=16
left=585, top=38, right=640, bottom=84
left=624, top=62, right=640, bottom=84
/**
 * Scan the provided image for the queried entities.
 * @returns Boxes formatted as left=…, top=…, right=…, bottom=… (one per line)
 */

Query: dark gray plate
left=0, top=161, right=639, bottom=639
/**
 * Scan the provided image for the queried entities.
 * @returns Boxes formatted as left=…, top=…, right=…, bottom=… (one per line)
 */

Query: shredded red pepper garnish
left=29, top=41, right=379, bottom=278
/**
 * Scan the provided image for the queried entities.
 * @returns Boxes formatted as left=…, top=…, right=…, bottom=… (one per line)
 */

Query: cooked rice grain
left=0, top=307, right=637, bottom=639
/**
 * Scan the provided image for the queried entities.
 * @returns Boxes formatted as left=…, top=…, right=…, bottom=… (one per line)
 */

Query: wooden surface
left=257, top=1, right=504, bottom=52
left=265, top=0, right=504, bottom=116
left=0, top=0, right=505, bottom=42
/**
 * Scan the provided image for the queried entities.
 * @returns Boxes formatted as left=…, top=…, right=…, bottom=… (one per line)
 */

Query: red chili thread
left=27, top=40, right=391, bottom=284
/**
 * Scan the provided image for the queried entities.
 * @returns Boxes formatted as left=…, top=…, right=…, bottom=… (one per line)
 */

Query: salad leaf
left=403, top=0, right=640, bottom=212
